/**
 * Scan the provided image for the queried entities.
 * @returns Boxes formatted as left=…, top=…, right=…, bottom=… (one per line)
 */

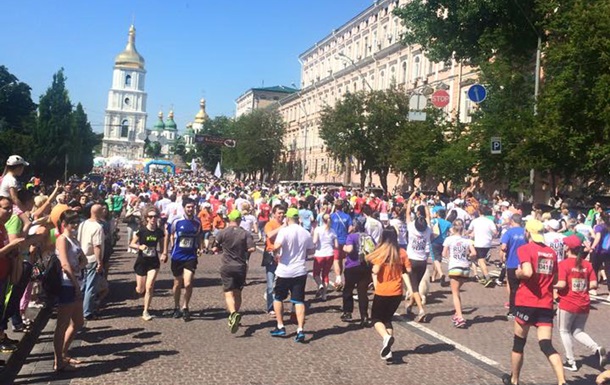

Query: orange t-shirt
left=374, top=249, right=411, bottom=297
left=198, top=210, right=212, bottom=231
left=212, top=215, right=225, bottom=230
left=264, top=219, right=281, bottom=252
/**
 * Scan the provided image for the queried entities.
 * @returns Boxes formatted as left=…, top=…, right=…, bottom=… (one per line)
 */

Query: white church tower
left=101, top=25, right=148, bottom=159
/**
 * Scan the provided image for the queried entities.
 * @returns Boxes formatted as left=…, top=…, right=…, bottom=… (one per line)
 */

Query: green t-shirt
left=5, top=214, right=23, bottom=236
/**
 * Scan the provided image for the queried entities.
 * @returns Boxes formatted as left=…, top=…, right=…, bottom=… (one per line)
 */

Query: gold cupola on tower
left=194, top=98, right=208, bottom=125
left=114, top=25, right=145, bottom=69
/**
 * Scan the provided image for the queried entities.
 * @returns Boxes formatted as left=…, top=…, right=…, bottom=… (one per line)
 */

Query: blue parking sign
left=491, top=137, right=501, bottom=154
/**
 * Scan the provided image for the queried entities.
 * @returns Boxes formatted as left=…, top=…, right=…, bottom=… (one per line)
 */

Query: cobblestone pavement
left=10, top=228, right=610, bottom=385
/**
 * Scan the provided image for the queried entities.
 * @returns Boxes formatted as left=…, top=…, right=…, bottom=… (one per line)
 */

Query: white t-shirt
left=365, top=217, right=383, bottom=244
left=406, top=221, right=431, bottom=261
left=468, top=216, right=497, bottom=248
left=240, top=214, right=257, bottom=233
left=0, top=173, right=18, bottom=198
left=575, top=223, right=593, bottom=240
left=390, top=218, right=407, bottom=246
left=275, top=223, right=314, bottom=278
left=443, top=235, right=473, bottom=270
left=77, top=219, right=105, bottom=263
left=313, top=226, right=337, bottom=257
left=544, top=232, right=566, bottom=262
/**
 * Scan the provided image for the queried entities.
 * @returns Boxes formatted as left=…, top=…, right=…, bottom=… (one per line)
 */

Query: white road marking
left=591, top=294, right=610, bottom=306
left=402, top=320, right=501, bottom=367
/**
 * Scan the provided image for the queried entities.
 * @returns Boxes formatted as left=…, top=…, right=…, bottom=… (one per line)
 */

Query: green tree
left=145, top=141, right=162, bottom=158
left=69, top=103, right=98, bottom=176
left=192, top=116, right=233, bottom=172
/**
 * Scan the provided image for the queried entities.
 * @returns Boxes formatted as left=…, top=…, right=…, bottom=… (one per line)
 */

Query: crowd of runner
left=1, top=154, right=609, bottom=384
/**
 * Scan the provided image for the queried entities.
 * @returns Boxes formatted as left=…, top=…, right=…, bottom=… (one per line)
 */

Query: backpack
left=601, top=232, right=610, bottom=254
left=41, top=255, right=62, bottom=297
left=357, top=233, right=376, bottom=265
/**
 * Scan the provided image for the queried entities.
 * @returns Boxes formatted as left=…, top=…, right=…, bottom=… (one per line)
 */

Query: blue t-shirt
left=299, top=209, right=313, bottom=231
left=168, top=216, right=201, bottom=261
left=432, top=218, right=451, bottom=245
left=501, top=226, right=527, bottom=268
left=330, top=211, right=352, bottom=245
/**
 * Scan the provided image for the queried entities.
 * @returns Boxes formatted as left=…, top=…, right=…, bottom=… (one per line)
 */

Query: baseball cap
left=227, top=209, right=241, bottom=221
left=6, top=155, right=29, bottom=167
left=286, top=207, right=299, bottom=219
left=563, top=234, right=582, bottom=250
left=547, top=219, right=560, bottom=231
left=525, top=219, right=544, bottom=243
left=500, top=201, right=510, bottom=207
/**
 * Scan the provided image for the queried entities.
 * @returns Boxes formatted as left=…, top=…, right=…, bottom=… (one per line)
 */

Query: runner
left=269, top=207, right=314, bottom=343
left=330, top=199, right=353, bottom=291
left=502, top=219, right=566, bottom=385
left=213, top=210, right=255, bottom=334
left=129, top=205, right=164, bottom=321
left=197, top=202, right=213, bottom=253
left=312, top=213, right=337, bottom=301
left=442, top=219, right=476, bottom=328
left=263, top=205, right=285, bottom=315
left=367, top=227, right=411, bottom=363
left=163, top=197, right=201, bottom=321
left=501, top=214, right=527, bottom=319
left=555, top=235, right=606, bottom=371
left=468, top=206, right=498, bottom=287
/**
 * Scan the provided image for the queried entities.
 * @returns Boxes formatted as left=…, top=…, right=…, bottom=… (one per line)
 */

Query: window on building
left=402, top=62, right=408, bottom=83
left=380, top=71, right=385, bottom=89
left=364, top=37, right=369, bottom=56
left=125, top=75, right=132, bottom=87
left=124, top=97, right=130, bottom=107
left=120, top=119, right=129, bottom=138
left=413, top=56, right=421, bottom=80
left=428, top=60, right=435, bottom=75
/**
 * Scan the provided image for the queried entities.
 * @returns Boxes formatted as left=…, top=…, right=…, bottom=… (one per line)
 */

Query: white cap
left=500, top=201, right=510, bottom=207
left=453, top=198, right=464, bottom=205
left=547, top=219, right=560, bottom=231
left=6, top=155, right=29, bottom=166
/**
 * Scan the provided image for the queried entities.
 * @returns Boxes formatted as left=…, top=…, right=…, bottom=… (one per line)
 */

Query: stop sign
left=431, top=89, right=450, bottom=108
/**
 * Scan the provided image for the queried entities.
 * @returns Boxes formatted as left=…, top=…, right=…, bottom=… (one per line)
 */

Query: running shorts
left=171, top=259, right=198, bottom=277
left=408, top=259, right=428, bottom=292
left=475, top=247, right=491, bottom=260
left=371, top=294, right=402, bottom=329
left=448, top=267, right=470, bottom=278
left=514, top=306, right=554, bottom=327
left=220, top=265, right=247, bottom=292
left=274, top=274, right=307, bottom=304
left=134, top=255, right=160, bottom=276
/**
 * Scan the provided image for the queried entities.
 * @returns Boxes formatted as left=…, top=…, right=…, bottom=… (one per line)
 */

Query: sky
left=1, top=0, right=375, bottom=134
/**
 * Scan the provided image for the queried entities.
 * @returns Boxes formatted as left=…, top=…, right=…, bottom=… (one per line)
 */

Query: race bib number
left=571, top=278, right=587, bottom=292
left=142, top=247, right=158, bottom=258
left=179, top=237, right=194, bottom=248
left=537, top=258, right=553, bottom=275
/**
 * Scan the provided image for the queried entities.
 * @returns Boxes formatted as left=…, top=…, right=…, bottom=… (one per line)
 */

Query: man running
left=270, top=208, right=315, bottom=343
left=213, top=210, right=255, bottom=334
left=468, top=206, right=498, bottom=287
left=163, top=197, right=201, bottom=322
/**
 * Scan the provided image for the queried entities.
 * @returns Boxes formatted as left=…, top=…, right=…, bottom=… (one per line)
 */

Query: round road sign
left=430, top=90, right=450, bottom=108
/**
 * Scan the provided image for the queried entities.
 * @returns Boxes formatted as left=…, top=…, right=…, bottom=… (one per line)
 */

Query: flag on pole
left=191, top=160, right=197, bottom=172
left=214, top=162, right=222, bottom=178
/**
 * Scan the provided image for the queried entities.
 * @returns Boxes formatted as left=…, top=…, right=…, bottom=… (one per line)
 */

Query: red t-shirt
left=515, top=242, right=557, bottom=309
left=557, top=258, right=596, bottom=313
left=258, top=203, right=270, bottom=222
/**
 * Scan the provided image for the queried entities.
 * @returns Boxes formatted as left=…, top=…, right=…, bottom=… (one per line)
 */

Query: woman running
left=54, top=210, right=86, bottom=372
left=312, top=213, right=337, bottom=301
left=129, top=205, right=164, bottom=321
left=367, top=227, right=411, bottom=363
left=555, top=235, right=606, bottom=371
left=442, top=219, right=476, bottom=328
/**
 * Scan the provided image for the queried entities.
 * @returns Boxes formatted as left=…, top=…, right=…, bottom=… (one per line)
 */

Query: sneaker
left=334, top=282, right=344, bottom=292
left=270, top=327, right=286, bottom=337
left=383, top=351, right=395, bottom=364
left=440, top=275, right=449, bottom=287
left=563, top=360, right=578, bottom=372
left=12, top=324, right=28, bottom=333
left=484, top=278, right=495, bottom=288
left=142, top=311, right=153, bottom=321
left=596, top=346, right=607, bottom=368
left=294, top=331, right=305, bottom=343
left=589, top=289, right=598, bottom=296
left=476, top=276, right=486, bottom=284
left=495, top=279, right=504, bottom=286
left=182, top=308, right=191, bottom=322
left=0, top=338, right=17, bottom=353
left=506, top=312, right=515, bottom=321
left=360, top=317, right=372, bottom=328
left=172, top=308, right=183, bottom=319
left=451, top=314, right=459, bottom=325
left=268, top=310, right=276, bottom=317
left=228, top=312, right=241, bottom=334
left=380, top=335, right=395, bottom=357
left=315, top=285, right=324, bottom=298
left=321, top=288, right=327, bottom=301
left=415, top=312, right=428, bottom=323
left=454, top=317, right=466, bottom=328
left=340, top=312, right=352, bottom=322
left=501, top=373, right=517, bottom=385
left=405, top=306, right=413, bottom=318
left=504, top=302, right=510, bottom=309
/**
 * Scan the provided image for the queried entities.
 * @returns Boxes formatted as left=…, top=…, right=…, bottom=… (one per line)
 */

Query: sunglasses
left=147, top=215, right=159, bottom=218
left=68, top=221, right=80, bottom=226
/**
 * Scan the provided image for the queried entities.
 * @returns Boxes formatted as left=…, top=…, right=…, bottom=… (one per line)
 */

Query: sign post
left=490, top=137, right=502, bottom=154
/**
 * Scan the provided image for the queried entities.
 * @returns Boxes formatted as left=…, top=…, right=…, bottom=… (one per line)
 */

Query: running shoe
left=380, top=335, right=395, bottom=358
left=405, top=306, right=413, bottom=318
left=269, top=327, right=286, bottom=337
left=12, top=324, right=29, bottom=333
left=0, top=338, right=17, bottom=353
left=454, top=317, right=466, bottom=328
left=506, top=312, right=515, bottom=321
left=340, top=312, right=352, bottom=322
left=360, top=317, right=372, bottom=328
left=142, top=311, right=153, bottom=321
left=563, top=360, right=578, bottom=372
left=484, top=278, right=495, bottom=288
left=495, top=279, right=504, bottom=286
left=415, top=312, right=428, bottom=323
left=501, top=373, right=517, bottom=385
left=228, top=312, right=241, bottom=334
left=596, top=346, right=607, bottom=368
left=315, top=285, right=324, bottom=298
left=294, top=331, right=305, bottom=343
left=172, top=308, right=183, bottom=319
left=589, top=289, right=598, bottom=296
left=440, top=275, right=449, bottom=287
left=476, top=276, right=486, bottom=284
left=182, top=308, right=191, bottom=322
left=451, top=314, right=459, bottom=325
left=382, top=351, right=394, bottom=364
left=334, top=282, right=344, bottom=292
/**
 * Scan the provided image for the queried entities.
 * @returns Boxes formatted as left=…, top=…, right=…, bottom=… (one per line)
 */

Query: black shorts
left=220, top=265, right=247, bottom=292
left=409, top=259, right=428, bottom=292
left=475, top=247, right=491, bottom=260
left=514, top=306, right=554, bottom=327
left=134, top=256, right=160, bottom=276
left=171, top=258, right=198, bottom=277
left=274, top=275, right=307, bottom=304
left=371, top=294, right=402, bottom=329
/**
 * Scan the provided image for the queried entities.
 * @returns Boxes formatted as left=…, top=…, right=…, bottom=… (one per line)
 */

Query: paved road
left=10, top=226, right=610, bottom=385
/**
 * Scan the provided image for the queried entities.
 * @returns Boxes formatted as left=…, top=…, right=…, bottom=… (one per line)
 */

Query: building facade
left=235, top=86, right=298, bottom=118
left=184, top=98, right=209, bottom=153
left=277, top=0, right=478, bottom=188
left=102, top=25, right=148, bottom=159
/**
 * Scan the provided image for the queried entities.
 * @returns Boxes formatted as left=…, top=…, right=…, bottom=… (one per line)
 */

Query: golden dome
left=115, top=25, right=145, bottom=69
left=194, top=98, right=208, bottom=124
